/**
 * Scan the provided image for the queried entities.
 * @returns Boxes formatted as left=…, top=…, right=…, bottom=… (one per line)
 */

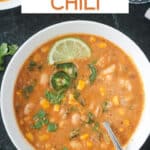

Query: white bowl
left=1, top=20, right=150, bottom=150
left=0, top=0, right=20, bottom=10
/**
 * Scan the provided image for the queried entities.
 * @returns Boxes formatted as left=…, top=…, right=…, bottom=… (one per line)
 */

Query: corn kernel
left=53, top=104, right=60, bottom=112
left=87, top=141, right=93, bottom=148
left=112, top=96, right=119, bottom=106
left=80, top=133, right=89, bottom=140
left=97, top=42, right=107, bottom=49
left=77, top=80, right=85, bottom=90
left=68, top=94, right=78, bottom=105
left=123, top=119, right=130, bottom=127
left=118, top=108, right=125, bottom=115
left=119, top=128, right=124, bottom=132
left=89, top=36, right=96, bottom=43
left=69, top=94, right=75, bottom=100
left=99, top=87, right=105, bottom=96
left=68, top=98, right=73, bottom=105
left=38, top=134, right=49, bottom=141
left=26, top=132, right=34, bottom=142
left=40, top=99, right=50, bottom=109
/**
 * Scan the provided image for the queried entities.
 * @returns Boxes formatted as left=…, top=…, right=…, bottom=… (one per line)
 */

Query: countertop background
left=0, top=4, right=150, bottom=150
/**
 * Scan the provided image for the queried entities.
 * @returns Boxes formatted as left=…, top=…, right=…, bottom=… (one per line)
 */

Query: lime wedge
left=48, top=37, right=91, bottom=64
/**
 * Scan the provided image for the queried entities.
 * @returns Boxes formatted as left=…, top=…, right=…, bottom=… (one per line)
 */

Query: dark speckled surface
left=0, top=4, right=150, bottom=150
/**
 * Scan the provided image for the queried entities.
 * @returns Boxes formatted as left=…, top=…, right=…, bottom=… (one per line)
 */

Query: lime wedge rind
left=48, top=37, right=91, bottom=64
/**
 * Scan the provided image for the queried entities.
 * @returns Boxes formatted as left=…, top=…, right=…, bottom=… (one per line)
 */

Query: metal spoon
left=103, top=121, right=123, bottom=150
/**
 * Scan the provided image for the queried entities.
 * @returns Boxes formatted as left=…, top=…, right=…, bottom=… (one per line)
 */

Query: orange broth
left=14, top=34, right=144, bottom=150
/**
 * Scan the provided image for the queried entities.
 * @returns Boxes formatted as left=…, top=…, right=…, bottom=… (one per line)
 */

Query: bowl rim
left=0, top=0, right=20, bottom=11
left=1, top=20, right=150, bottom=150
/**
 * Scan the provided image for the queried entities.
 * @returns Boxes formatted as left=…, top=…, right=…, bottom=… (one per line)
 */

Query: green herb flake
left=73, top=90, right=80, bottom=99
left=28, top=60, right=43, bottom=71
left=33, top=120, right=43, bottom=129
left=91, top=59, right=98, bottom=65
left=7, top=44, right=18, bottom=55
left=102, top=101, right=110, bottom=113
left=32, top=110, right=49, bottom=130
left=28, top=60, right=37, bottom=71
left=93, top=122, right=100, bottom=131
left=33, top=110, right=47, bottom=120
left=0, top=43, right=18, bottom=71
left=87, top=112, right=94, bottom=124
left=42, top=118, right=49, bottom=125
left=0, top=43, right=8, bottom=57
left=88, top=64, right=97, bottom=83
left=45, top=90, right=64, bottom=104
left=22, top=85, right=34, bottom=99
left=47, top=122, right=58, bottom=132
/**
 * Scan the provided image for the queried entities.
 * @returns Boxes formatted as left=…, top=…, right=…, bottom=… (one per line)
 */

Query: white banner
left=22, top=0, right=129, bottom=14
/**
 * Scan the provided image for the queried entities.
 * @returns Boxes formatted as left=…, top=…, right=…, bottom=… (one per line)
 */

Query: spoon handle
left=103, top=122, right=123, bottom=150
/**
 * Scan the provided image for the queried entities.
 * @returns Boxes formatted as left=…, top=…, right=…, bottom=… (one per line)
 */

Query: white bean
left=70, top=140, right=82, bottom=149
left=119, top=79, right=132, bottom=91
left=71, top=113, right=80, bottom=126
left=24, top=103, right=34, bottom=115
left=101, top=64, right=116, bottom=75
left=40, top=73, right=48, bottom=86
